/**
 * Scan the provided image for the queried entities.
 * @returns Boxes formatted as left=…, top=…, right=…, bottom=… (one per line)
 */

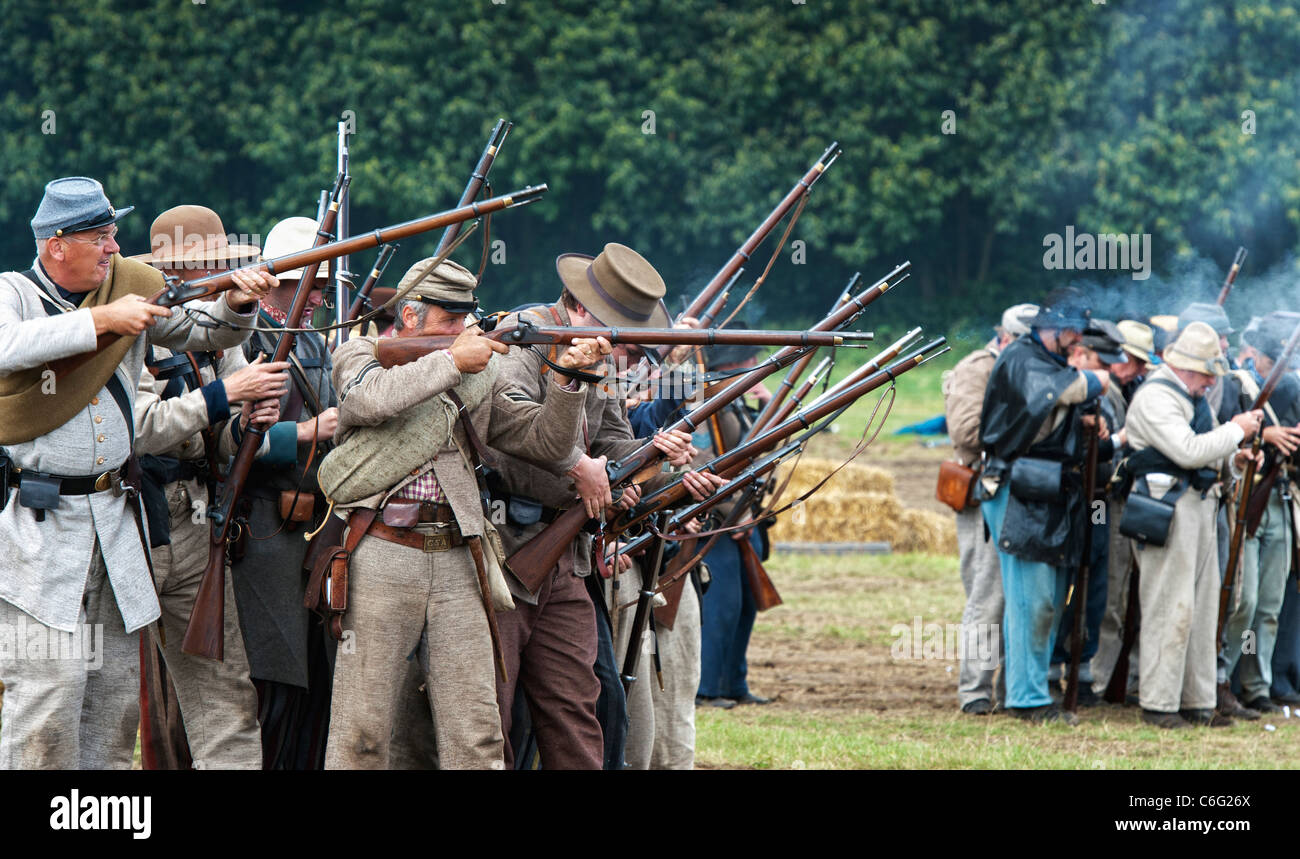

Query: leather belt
left=10, top=463, right=126, bottom=495
left=368, top=520, right=465, bottom=553
left=386, top=500, right=455, bottom=524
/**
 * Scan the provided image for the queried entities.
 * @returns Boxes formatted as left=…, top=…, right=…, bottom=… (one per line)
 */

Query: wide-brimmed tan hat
left=130, top=205, right=261, bottom=266
left=1116, top=320, right=1157, bottom=364
left=555, top=242, right=671, bottom=329
left=1165, top=321, right=1229, bottom=377
left=262, top=216, right=330, bottom=282
left=999, top=303, right=1037, bottom=337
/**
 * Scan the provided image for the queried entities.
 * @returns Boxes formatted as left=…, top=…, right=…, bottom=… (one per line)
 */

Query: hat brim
left=1094, top=348, right=1128, bottom=366
left=1165, top=350, right=1228, bottom=377
left=556, top=253, right=671, bottom=329
left=1119, top=343, right=1153, bottom=364
left=127, top=242, right=262, bottom=265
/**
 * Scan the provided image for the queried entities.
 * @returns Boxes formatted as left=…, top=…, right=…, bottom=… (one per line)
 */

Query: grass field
left=697, top=552, right=1300, bottom=769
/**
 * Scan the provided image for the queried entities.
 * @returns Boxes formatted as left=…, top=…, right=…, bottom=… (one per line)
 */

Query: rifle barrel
left=436, top=118, right=511, bottom=256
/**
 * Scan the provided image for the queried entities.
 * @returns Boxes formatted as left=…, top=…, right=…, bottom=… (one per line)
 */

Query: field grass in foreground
left=697, top=552, right=1300, bottom=769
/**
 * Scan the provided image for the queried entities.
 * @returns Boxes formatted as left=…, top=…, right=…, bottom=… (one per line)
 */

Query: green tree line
left=2, top=0, right=1299, bottom=333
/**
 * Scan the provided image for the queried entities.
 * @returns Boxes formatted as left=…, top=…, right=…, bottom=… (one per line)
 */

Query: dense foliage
left=3, top=0, right=1298, bottom=334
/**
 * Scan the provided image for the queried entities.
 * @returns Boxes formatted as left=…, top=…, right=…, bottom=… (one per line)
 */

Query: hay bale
left=775, top=457, right=894, bottom=497
left=768, top=490, right=903, bottom=544
left=894, top=508, right=958, bottom=555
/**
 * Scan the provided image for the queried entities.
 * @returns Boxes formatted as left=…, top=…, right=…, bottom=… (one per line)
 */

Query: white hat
left=1000, top=303, right=1037, bottom=337
left=1165, top=321, right=1230, bottom=377
left=262, top=217, right=328, bottom=282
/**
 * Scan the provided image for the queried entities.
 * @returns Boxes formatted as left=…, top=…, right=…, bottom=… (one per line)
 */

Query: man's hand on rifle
left=449, top=325, right=509, bottom=373
left=1234, top=446, right=1265, bottom=472
left=681, top=470, right=728, bottom=502
left=1231, top=409, right=1264, bottom=442
left=240, top=397, right=281, bottom=431
left=558, top=336, right=612, bottom=371
left=223, top=354, right=290, bottom=404
left=91, top=294, right=172, bottom=336
left=1080, top=412, right=1110, bottom=442
left=651, top=429, right=697, bottom=466
left=1263, top=423, right=1300, bottom=457
left=667, top=316, right=701, bottom=364
left=568, top=453, right=613, bottom=518
left=225, top=269, right=279, bottom=310
left=615, top=483, right=642, bottom=511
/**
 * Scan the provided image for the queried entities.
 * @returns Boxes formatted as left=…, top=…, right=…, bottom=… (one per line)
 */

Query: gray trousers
left=1091, top=497, right=1138, bottom=696
left=1228, top=490, right=1292, bottom=700
left=325, top=533, right=504, bottom=770
left=611, top=565, right=702, bottom=770
left=0, top=544, right=139, bottom=769
left=1137, top=491, right=1219, bottom=713
left=956, top=505, right=1004, bottom=706
left=150, top=479, right=261, bottom=769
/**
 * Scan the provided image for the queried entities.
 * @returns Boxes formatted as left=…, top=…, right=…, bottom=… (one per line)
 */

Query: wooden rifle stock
left=1103, top=557, right=1140, bottom=704
left=49, top=184, right=548, bottom=380
left=738, top=533, right=782, bottom=611
left=1216, top=246, right=1248, bottom=307
left=1064, top=412, right=1099, bottom=712
left=1244, top=459, right=1282, bottom=538
left=182, top=176, right=348, bottom=660
left=374, top=326, right=870, bottom=369
left=619, top=520, right=668, bottom=693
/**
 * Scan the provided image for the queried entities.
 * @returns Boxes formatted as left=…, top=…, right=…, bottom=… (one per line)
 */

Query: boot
left=1217, top=682, right=1259, bottom=721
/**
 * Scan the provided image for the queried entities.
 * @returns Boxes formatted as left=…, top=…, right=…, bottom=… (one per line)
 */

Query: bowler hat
left=31, top=176, right=134, bottom=239
left=556, top=243, right=671, bottom=329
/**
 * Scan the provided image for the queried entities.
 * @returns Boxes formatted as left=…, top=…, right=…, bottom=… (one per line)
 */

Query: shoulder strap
left=21, top=269, right=65, bottom=317
left=446, top=390, right=499, bottom=474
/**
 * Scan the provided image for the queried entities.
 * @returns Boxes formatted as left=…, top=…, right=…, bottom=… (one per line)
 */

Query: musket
left=182, top=174, right=348, bottom=660
left=1216, top=246, right=1248, bottom=307
left=1063, top=406, right=1100, bottom=712
left=1220, top=319, right=1300, bottom=645
left=48, top=184, right=549, bottom=379
left=696, top=272, right=739, bottom=328
left=374, top=325, right=872, bottom=368
left=746, top=279, right=856, bottom=438
left=759, top=355, right=834, bottom=435
left=437, top=119, right=512, bottom=256
left=335, top=118, right=354, bottom=345
left=618, top=515, right=668, bottom=694
left=344, top=243, right=400, bottom=324
left=657, top=141, right=841, bottom=358
left=616, top=331, right=933, bottom=533
left=503, top=263, right=913, bottom=592
left=1103, top=557, right=1140, bottom=704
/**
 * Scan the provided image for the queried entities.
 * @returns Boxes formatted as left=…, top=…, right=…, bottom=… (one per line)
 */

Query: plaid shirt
left=395, top=465, right=447, bottom=503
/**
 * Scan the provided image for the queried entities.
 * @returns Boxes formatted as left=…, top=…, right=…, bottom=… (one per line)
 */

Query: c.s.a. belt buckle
left=422, top=533, right=453, bottom=553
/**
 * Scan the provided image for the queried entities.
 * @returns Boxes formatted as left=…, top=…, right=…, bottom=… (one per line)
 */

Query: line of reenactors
left=944, top=286, right=1300, bottom=727
left=0, top=176, right=775, bottom=769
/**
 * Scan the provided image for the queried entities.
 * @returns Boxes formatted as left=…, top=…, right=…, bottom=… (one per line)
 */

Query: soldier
left=1090, top=319, right=1158, bottom=699
left=978, top=287, right=1108, bottom=725
left=942, top=303, right=1035, bottom=715
left=1222, top=311, right=1300, bottom=715
left=130, top=205, right=291, bottom=768
left=1123, top=321, right=1262, bottom=728
left=1047, top=319, right=1128, bottom=705
left=0, top=177, right=271, bottom=769
left=483, top=242, right=720, bottom=768
left=230, top=216, right=341, bottom=768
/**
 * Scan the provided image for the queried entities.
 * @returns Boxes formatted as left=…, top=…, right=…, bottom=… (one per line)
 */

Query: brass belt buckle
left=423, top=533, right=451, bottom=553
left=94, top=470, right=113, bottom=493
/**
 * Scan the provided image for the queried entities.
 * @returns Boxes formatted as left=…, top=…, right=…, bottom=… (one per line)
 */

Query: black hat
left=1022, top=286, right=1092, bottom=331
left=704, top=318, right=762, bottom=371
left=1079, top=319, right=1129, bottom=366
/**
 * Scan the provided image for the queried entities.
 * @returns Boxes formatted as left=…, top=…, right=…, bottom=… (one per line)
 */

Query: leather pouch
left=507, top=495, right=543, bottom=527
left=936, top=460, right=978, bottom=513
left=382, top=501, right=420, bottom=528
left=1120, top=478, right=1177, bottom=547
left=1009, top=457, right=1063, bottom=503
left=19, top=473, right=60, bottom=511
left=279, top=490, right=315, bottom=523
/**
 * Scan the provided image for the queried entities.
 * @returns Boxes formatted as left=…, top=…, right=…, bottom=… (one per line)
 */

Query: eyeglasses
left=63, top=226, right=118, bottom=248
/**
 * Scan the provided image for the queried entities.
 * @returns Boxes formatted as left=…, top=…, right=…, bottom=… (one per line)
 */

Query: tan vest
left=0, top=255, right=162, bottom=444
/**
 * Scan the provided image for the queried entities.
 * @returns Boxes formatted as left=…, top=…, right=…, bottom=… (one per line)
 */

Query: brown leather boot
left=1217, top=682, right=1260, bottom=721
